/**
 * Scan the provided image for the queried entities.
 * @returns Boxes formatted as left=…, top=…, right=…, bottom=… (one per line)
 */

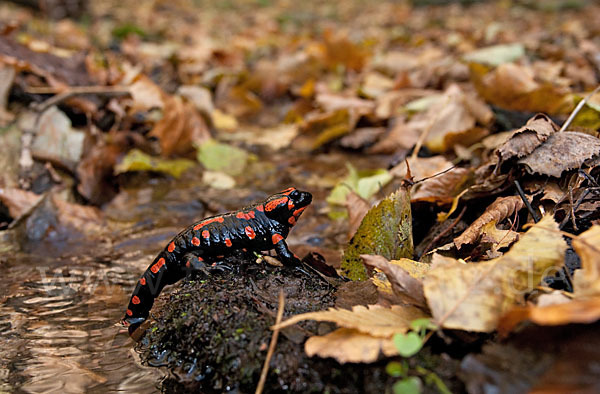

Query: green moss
left=341, top=187, right=414, bottom=280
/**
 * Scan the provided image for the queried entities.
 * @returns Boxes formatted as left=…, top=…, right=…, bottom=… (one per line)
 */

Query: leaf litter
left=1, top=0, right=600, bottom=392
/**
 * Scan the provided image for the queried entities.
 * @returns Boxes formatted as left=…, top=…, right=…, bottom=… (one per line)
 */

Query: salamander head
left=263, top=187, right=312, bottom=226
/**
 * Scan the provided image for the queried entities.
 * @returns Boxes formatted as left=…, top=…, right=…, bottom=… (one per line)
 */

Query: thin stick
left=30, top=85, right=131, bottom=113
left=256, top=290, right=285, bottom=394
left=514, top=180, right=540, bottom=223
left=559, top=85, right=600, bottom=132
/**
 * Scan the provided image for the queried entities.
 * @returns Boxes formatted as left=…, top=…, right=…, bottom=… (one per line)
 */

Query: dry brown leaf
left=149, top=95, right=210, bottom=157
left=52, top=195, right=106, bottom=236
left=496, top=113, right=558, bottom=162
left=424, top=215, right=567, bottom=332
left=272, top=304, right=427, bottom=337
left=0, top=188, right=42, bottom=218
left=454, top=196, right=524, bottom=250
left=339, top=127, right=386, bottom=150
left=128, top=75, right=165, bottom=111
left=368, top=118, right=420, bottom=154
left=480, top=220, right=520, bottom=250
left=498, top=296, right=600, bottom=336
left=518, top=132, right=600, bottom=178
left=361, top=255, right=427, bottom=308
left=470, top=62, right=572, bottom=114
left=345, top=191, right=371, bottom=239
left=420, top=84, right=493, bottom=153
left=572, top=225, right=600, bottom=297
left=304, top=328, right=397, bottom=364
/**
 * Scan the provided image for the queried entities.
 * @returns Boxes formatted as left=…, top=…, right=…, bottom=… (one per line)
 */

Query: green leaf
left=386, top=361, right=406, bottom=378
left=393, top=332, right=423, bottom=357
left=196, top=139, right=256, bottom=176
left=410, top=318, right=436, bottom=332
left=393, top=377, right=422, bottom=394
left=326, top=162, right=392, bottom=206
left=462, top=43, right=525, bottom=67
left=115, top=149, right=196, bottom=178
left=341, top=187, right=413, bottom=280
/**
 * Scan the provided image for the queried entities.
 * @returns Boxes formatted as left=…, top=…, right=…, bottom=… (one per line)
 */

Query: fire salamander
left=122, top=187, right=312, bottom=336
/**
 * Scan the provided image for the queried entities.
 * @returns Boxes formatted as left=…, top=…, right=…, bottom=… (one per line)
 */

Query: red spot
left=245, top=226, right=256, bottom=239
left=236, top=212, right=246, bottom=219
left=193, top=216, right=224, bottom=230
left=192, top=237, right=201, bottom=246
left=293, top=207, right=306, bottom=217
left=140, top=277, right=146, bottom=285
left=217, top=255, right=224, bottom=259
left=132, top=296, right=140, bottom=305
left=151, top=257, right=166, bottom=273
left=126, top=309, right=133, bottom=316
left=197, top=256, right=204, bottom=261
left=288, top=216, right=296, bottom=225
left=265, top=197, right=288, bottom=212
left=247, top=211, right=255, bottom=218
left=225, top=238, right=232, bottom=247
left=288, top=199, right=295, bottom=210
left=186, top=260, right=191, bottom=268
left=256, top=205, right=264, bottom=212
left=202, top=230, right=210, bottom=239
left=281, top=187, right=295, bottom=195
left=272, top=234, right=284, bottom=244
left=167, top=242, right=175, bottom=252
left=242, top=248, right=248, bottom=252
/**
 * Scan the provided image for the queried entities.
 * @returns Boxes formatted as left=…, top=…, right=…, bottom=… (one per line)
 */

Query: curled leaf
left=454, top=196, right=524, bottom=250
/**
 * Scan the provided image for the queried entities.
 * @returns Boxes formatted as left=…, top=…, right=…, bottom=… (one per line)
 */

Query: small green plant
left=385, top=318, right=450, bottom=394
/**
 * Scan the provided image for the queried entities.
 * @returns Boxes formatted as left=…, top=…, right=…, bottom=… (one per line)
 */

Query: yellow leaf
left=572, top=225, right=600, bottom=296
left=305, top=328, right=397, bottom=364
left=272, top=304, right=427, bottom=338
left=423, top=215, right=567, bottom=332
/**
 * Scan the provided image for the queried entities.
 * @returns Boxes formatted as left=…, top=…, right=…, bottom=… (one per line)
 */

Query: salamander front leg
left=272, top=234, right=302, bottom=267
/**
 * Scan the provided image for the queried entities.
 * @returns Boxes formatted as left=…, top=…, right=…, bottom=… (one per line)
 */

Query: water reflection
left=0, top=253, right=164, bottom=393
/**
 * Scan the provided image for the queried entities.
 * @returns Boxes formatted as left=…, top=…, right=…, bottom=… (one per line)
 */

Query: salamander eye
left=289, top=190, right=299, bottom=198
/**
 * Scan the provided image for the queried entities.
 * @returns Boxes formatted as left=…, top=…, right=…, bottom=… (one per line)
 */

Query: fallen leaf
left=340, top=127, right=387, bottom=150
left=177, top=85, right=214, bottom=118
left=480, top=220, right=520, bottom=250
left=391, top=156, right=471, bottom=204
left=425, top=215, right=567, bottom=332
left=368, top=119, right=420, bottom=154
left=272, top=304, right=427, bottom=337
left=114, top=149, right=196, bottom=178
left=361, top=255, right=427, bottom=308
left=202, top=171, right=236, bottom=190
left=498, top=296, right=600, bottom=336
left=518, top=132, right=600, bottom=178
left=196, top=139, right=255, bottom=176
left=252, top=124, right=298, bottom=150
left=463, top=43, right=525, bottom=67
left=454, top=196, right=524, bottom=250
left=304, top=328, right=397, bottom=364
left=572, top=225, right=600, bottom=297
left=150, top=95, right=211, bottom=156
left=211, top=109, right=238, bottom=131
left=341, top=187, right=413, bottom=281
left=128, top=75, right=164, bottom=111
left=470, top=62, right=572, bottom=114
left=0, top=188, right=42, bottom=219
left=326, top=163, right=392, bottom=206
left=497, top=114, right=558, bottom=163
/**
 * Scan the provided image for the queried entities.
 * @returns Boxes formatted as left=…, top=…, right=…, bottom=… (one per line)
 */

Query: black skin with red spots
left=122, top=187, right=312, bottom=336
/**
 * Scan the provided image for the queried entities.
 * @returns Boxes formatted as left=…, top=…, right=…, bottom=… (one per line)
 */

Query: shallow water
left=0, top=152, right=380, bottom=392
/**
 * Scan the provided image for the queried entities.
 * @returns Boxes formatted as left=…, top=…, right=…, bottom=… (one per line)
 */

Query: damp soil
left=134, top=257, right=458, bottom=393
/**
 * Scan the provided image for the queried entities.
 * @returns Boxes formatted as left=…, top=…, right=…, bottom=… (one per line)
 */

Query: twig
left=30, top=85, right=131, bottom=113
left=559, top=85, right=600, bottom=132
left=256, top=290, right=285, bottom=394
left=514, top=180, right=540, bottom=223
